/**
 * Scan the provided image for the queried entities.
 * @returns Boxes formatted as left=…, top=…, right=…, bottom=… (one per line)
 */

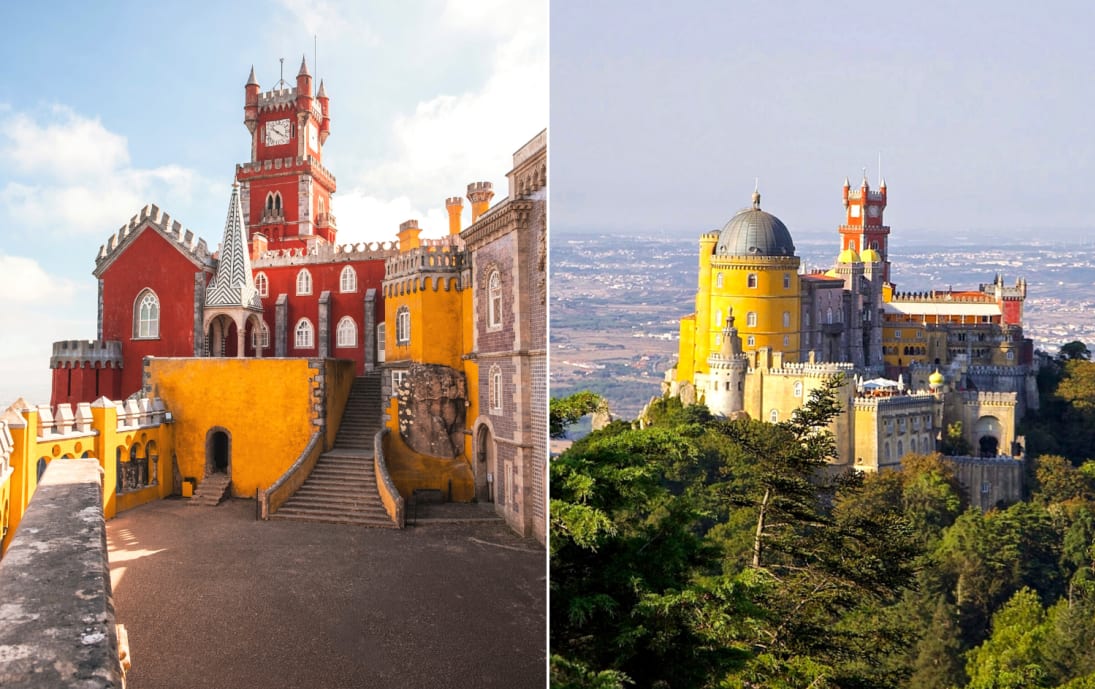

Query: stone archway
left=476, top=423, right=495, bottom=503
left=974, top=415, right=1001, bottom=458
left=205, top=427, right=231, bottom=476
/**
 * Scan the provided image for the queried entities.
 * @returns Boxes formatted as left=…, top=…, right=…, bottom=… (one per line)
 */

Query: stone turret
left=705, top=312, right=747, bottom=417
left=467, top=182, right=494, bottom=223
left=446, top=197, right=464, bottom=236
left=244, top=66, right=260, bottom=134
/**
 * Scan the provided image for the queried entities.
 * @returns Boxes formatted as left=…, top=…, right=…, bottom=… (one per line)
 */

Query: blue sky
left=0, top=1, right=546, bottom=405
left=551, top=1, right=1095, bottom=240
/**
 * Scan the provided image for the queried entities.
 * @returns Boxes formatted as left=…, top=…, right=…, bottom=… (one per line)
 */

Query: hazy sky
left=551, top=1, right=1095, bottom=240
left=0, top=0, right=546, bottom=406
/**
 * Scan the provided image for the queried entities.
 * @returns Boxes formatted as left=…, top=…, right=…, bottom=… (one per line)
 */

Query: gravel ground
left=107, top=499, right=547, bottom=689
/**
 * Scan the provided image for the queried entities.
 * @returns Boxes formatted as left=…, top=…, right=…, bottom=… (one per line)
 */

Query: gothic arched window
left=296, top=269, right=312, bottom=296
left=489, top=365, right=503, bottom=413
left=336, top=317, right=357, bottom=348
left=488, top=270, right=502, bottom=328
left=396, top=307, right=411, bottom=345
left=340, top=266, right=357, bottom=293
left=747, top=273, right=758, bottom=289
left=134, top=289, right=160, bottom=339
left=295, top=319, right=314, bottom=348
left=252, top=320, right=270, bottom=348
left=255, top=272, right=268, bottom=298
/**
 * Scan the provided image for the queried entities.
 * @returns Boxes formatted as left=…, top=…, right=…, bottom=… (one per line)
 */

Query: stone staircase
left=272, top=373, right=395, bottom=528
left=187, top=472, right=231, bottom=507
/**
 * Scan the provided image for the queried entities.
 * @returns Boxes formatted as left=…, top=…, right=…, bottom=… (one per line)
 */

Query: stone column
left=236, top=316, right=247, bottom=358
left=364, top=288, right=377, bottom=370
left=193, top=273, right=207, bottom=356
left=318, top=290, right=331, bottom=358
left=275, top=294, right=288, bottom=357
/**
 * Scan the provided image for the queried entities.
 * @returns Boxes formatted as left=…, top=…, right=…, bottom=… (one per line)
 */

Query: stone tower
left=840, top=173, right=891, bottom=283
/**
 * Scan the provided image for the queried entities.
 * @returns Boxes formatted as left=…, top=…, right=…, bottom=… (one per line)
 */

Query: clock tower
left=839, top=173, right=891, bottom=282
left=237, top=57, right=336, bottom=252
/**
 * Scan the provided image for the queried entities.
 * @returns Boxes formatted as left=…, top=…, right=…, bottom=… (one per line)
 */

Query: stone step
left=282, top=498, right=389, bottom=515
left=292, top=488, right=378, bottom=501
left=270, top=510, right=396, bottom=528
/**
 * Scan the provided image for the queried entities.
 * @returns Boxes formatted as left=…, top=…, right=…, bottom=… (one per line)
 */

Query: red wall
left=100, top=228, right=211, bottom=397
left=51, top=364, right=121, bottom=406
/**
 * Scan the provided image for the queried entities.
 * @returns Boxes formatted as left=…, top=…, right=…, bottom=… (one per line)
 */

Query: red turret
left=295, top=56, right=313, bottom=114
left=317, top=79, right=330, bottom=145
left=244, top=66, right=260, bottom=135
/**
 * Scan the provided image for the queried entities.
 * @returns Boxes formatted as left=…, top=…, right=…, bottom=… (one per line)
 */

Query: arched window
left=826, top=307, right=833, bottom=324
left=714, top=310, right=722, bottom=328
left=884, top=442, right=891, bottom=460
left=747, top=273, right=758, bottom=289
left=911, top=437, right=918, bottom=453
left=746, top=335, right=755, bottom=347
left=265, top=192, right=283, bottom=215
left=793, top=381, right=803, bottom=398
left=396, top=306, right=410, bottom=344
left=252, top=320, right=270, bottom=348
left=769, top=409, right=779, bottom=423
left=715, top=272, right=724, bottom=289
left=897, top=440, right=904, bottom=458
left=295, top=318, right=314, bottom=348
left=783, top=311, right=791, bottom=328
left=783, top=273, right=791, bottom=289
left=336, top=317, right=357, bottom=348
left=783, top=335, right=790, bottom=347
left=489, top=365, right=503, bottom=413
left=255, top=272, right=268, bottom=298
left=318, top=196, right=326, bottom=216
left=747, top=312, right=757, bottom=327
left=296, top=269, right=312, bottom=295
left=488, top=270, right=502, bottom=328
left=339, top=265, right=357, bottom=293
left=134, top=289, right=160, bottom=339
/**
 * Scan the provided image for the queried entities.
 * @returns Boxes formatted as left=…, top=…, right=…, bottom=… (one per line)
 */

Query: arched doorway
left=979, top=435, right=999, bottom=457
left=205, top=428, right=231, bottom=476
left=476, top=424, right=494, bottom=503
left=974, top=415, right=1001, bottom=458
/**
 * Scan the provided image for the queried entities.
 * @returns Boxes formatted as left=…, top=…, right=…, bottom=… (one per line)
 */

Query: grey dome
left=714, top=193, right=795, bottom=257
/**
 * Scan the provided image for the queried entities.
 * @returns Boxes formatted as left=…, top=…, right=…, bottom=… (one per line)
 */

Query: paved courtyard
left=107, top=499, right=546, bottom=688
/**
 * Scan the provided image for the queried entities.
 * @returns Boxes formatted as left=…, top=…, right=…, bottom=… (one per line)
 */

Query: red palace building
left=50, top=58, right=401, bottom=406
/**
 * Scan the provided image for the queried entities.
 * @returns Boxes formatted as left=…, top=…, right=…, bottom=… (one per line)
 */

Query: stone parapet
left=0, top=459, right=125, bottom=688
left=253, top=240, right=399, bottom=267
left=50, top=340, right=123, bottom=369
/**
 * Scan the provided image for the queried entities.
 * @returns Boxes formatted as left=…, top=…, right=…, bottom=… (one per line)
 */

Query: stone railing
left=258, top=430, right=323, bottom=519
left=0, top=459, right=127, bottom=687
left=374, top=428, right=404, bottom=528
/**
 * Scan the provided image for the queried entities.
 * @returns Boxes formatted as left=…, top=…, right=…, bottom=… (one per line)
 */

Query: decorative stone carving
left=396, top=363, right=466, bottom=458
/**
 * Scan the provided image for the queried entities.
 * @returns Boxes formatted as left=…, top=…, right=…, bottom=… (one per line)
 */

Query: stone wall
left=396, top=363, right=466, bottom=458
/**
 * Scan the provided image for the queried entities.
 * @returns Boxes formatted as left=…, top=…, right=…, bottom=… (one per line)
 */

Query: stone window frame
left=339, top=265, right=357, bottom=293
left=396, top=306, right=411, bottom=345
left=715, top=272, right=724, bottom=289
left=747, top=273, right=758, bottom=289
left=487, top=269, right=503, bottom=330
left=746, top=311, right=757, bottom=328
left=391, top=369, right=407, bottom=393
left=255, top=271, right=269, bottom=298
left=335, top=316, right=357, bottom=348
left=489, top=364, right=503, bottom=414
left=769, top=409, right=779, bottom=423
left=746, top=335, right=755, bottom=347
left=133, top=288, right=160, bottom=340
left=782, top=311, right=791, bottom=328
left=793, top=381, right=803, bottom=398
left=252, top=320, right=270, bottom=348
left=265, top=191, right=283, bottom=215
left=783, top=273, right=791, bottom=289
left=714, top=310, right=722, bottom=328
left=377, top=322, right=386, bottom=362
left=296, top=268, right=313, bottom=296
left=294, top=318, right=314, bottom=349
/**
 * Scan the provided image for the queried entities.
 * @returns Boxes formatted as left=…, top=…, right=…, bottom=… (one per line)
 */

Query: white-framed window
left=1006, top=351, right=1015, bottom=360
left=747, top=273, right=758, bottom=289
left=894, top=330, right=902, bottom=340
left=716, top=272, right=724, bottom=289
left=489, top=365, right=503, bottom=413
left=339, top=265, right=357, bottom=293
left=783, top=335, right=790, bottom=347
left=783, top=273, right=791, bottom=289
left=252, top=320, right=270, bottom=348
left=714, top=310, right=722, bottom=328
left=255, top=272, right=268, bottom=298
left=296, top=268, right=312, bottom=295
left=747, top=312, right=757, bottom=327
left=295, top=318, right=314, bottom=348
left=769, top=409, right=779, bottom=423
left=377, top=322, right=386, bottom=363
left=488, top=270, right=502, bottom=329
left=134, top=289, right=160, bottom=339
left=783, top=311, right=791, bottom=328
left=746, top=335, right=755, bottom=347
left=793, top=381, right=803, bottom=398
left=396, top=306, right=410, bottom=344
left=336, top=317, right=356, bottom=348
left=318, top=196, right=326, bottom=216
left=715, top=334, right=722, bottom=346
left=392, top=369, right=407, bottom=393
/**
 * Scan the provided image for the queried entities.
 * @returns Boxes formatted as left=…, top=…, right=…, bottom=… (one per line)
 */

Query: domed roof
left=837, top=248, right=861, bottom=264
left=714, top=192, right=795, bottom=257
left=929, top=369, right=945, bottom=386
left=860, top=248, right=882, bottom=263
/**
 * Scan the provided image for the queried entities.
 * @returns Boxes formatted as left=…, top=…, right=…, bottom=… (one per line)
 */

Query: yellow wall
left=324, top=359, right=355, bottom=450
left=385, top=277, right=465, bottom=369
left=146, top=358, right=321, bottom=499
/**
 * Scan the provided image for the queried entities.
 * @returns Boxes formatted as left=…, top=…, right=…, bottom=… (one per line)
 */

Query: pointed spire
left=246, top=65, right=259, bottom=87
left=317, top=79, right=327, bottom=98
left=879, top=176, right=886, bottom=188
left=751, top=184, right=761, bottom=210
left=843, top=176, right=851, bottom=188
left=298, top=55, right=310, bottom=77
left=205, top=182, right=262, bottom=311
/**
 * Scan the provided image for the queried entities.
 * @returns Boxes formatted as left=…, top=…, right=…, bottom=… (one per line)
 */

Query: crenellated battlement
left=95, top=204, right=213, bottom=277
left=32, top=397, right=167, bottom=439
left=50, top=340, right=123, bottom=369
left=256, top=87, right=297, bottom=111
left=847, top=189, right=885, bottom=202
left=765, top=362, right=854, bottom=378
left=854, top=392, right=935, bottom=410
left=253, top=240, right=399, bottom=267
left=384, top=241, right=467, bottom=281
left=967, top=364, right=1029, bottom=377
left=959, top=390, right=1017, bottom=406
left=236, top=154, right=336, bottom=188
left=890, top=289, right=994, bottom=303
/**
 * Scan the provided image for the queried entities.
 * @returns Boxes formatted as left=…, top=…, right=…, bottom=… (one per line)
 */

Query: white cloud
left=351, top=5, right=546, bottom=228
left=0, top=254, right=78, bottom=303
left=333, top=192, right=454, bottom=245
left=0, top=108, right=216, bottom=235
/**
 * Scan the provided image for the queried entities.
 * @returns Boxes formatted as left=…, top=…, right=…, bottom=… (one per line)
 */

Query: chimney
left=398, top=220, right=421, bottom=252
left=466, top=181, right=494, bottom=223
left=446, top=197, right=464, bottom=235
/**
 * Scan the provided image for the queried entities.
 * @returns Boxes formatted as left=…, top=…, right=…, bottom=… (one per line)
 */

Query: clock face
left=867, top=205, right=880, bottom=218
left=850, top=204, right=861, bottom=218
left=308, top=123, right=318, bottom=151
left=265, top=118, right=291, bottom=146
